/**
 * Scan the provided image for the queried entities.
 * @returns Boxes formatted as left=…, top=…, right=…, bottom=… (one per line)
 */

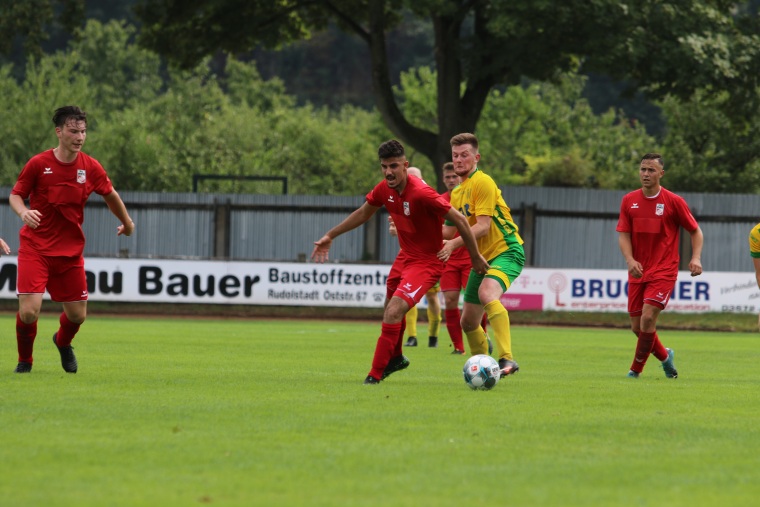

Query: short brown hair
left=442, top=162, right=454, bottom=172
left=641, top=152, right=664, bottom=168
left=450, top=133, right=478, bottom=151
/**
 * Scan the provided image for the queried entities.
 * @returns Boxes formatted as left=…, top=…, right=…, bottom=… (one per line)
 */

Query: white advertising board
left=0, top=257, right=756, bottom=314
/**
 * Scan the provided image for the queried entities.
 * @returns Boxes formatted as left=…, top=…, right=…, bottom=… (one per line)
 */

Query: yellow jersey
left=749, top=223, right=760, bottom=258
left=447, top=168, right=523, bottom=261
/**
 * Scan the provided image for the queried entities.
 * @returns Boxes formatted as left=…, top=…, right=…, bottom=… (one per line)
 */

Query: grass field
left=2, top=314, right=759, bottom=506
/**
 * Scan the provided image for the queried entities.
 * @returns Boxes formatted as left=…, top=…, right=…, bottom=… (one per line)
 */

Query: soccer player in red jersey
left=388, top=167, right=442, bottom=349
left=616, top=153, right=703, bottom=379
left=10, top=106, right=135, bottom=374
left=312, top=140, right=488, bottom=384
left=439, top=162, right=475, bottom=354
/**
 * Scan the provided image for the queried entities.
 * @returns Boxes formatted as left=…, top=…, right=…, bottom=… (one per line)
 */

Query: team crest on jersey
left=403, top=202, right=410, bottom=216
left=655, top=203, right=664, bottom=216
left=76, top=169, right=86, bottom=184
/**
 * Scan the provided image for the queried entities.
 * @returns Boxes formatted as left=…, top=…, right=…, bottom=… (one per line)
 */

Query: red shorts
left=440, top=255, right=471, bottom=292
left=627, top=279, right=675, bottom=316
left=386, top=251, right=444, bottom=307
left=17, top=249, right=88, bottom=302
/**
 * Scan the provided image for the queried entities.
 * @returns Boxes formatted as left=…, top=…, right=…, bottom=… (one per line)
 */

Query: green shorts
left=463, top=246, right=525, bottom=304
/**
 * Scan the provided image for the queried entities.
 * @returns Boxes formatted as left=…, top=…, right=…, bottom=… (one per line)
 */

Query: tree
left=0, top=0, right=85, bottom=60
left=134, top=0, right=760, bottom=191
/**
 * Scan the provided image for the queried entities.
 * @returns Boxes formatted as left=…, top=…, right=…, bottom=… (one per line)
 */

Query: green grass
left=1, top=315, right=759, bottom=506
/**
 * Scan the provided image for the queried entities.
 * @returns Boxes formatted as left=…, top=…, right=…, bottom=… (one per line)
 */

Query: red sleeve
left=365, top=180, right=386, bottom=207
left=616, top=194, right=631, bottom=233
left=11, top=157, right=40, bottom=199
left=419, top=184, right=450, bottom=217
left=87, top=156, right=114, bottom=196
left=673, top=195, right=699, bottom=232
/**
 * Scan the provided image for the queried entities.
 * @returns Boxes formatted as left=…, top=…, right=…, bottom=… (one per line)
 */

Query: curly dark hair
left=378, top=139, right=405, bottom=160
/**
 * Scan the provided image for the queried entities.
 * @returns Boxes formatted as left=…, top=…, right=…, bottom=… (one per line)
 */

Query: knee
left=460, top=316, right=479, bottom=333
left=640, top=315, right=656, bottom=331
left=65, top=309, right=87, bottom=325
left=18, top=307, right=39, bottom=324
left=69, top=314, right=87, bottom=325
left=383, top=304, right=407, bottom=323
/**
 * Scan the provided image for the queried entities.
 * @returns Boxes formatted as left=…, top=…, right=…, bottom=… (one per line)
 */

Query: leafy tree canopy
left=133, top=0, right=760, bottom=190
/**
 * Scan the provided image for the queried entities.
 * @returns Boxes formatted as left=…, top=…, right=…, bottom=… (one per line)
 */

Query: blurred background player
left=312, top=140, right=487, bottom=384
left=617, top=153, right=703, bottom=378
left=389, top=167, right=442, bottom=348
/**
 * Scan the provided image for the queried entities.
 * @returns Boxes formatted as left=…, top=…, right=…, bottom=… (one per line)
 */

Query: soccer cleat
left=498, top=358, right=520, bottom=378
left=451, top=349, right=465, bottom=355
left=363, top=375, right=381, bottom=385
left=14, top=362, right=32, bottom=373
left=627, top=370, right=640, bottom=378
left=428, top=336, right=438, bottom=348
left=405, top=336, right=418, bottom=347
left=382, top=355, right=410, bottom=380
left=53, top=333, right=78, bottom=373
left=661, top=348, right=678, bottom=379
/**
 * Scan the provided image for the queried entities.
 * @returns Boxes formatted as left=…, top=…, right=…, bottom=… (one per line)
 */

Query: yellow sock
left=427, top=306, right=441, bottom=337
left=464, top=327, right=489, bottom=355
left=484, top=300, right=512, bottom=360
left=406, top=306, right=418, bottom=337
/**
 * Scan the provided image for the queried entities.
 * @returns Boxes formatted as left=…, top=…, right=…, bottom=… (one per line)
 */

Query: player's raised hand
left=311, top=235, right=333, bottom=263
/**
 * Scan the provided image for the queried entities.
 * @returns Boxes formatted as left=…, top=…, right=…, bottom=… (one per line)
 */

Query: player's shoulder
left=26, top=149, right=54, bottom=166
left=408, top=177, right=438, bottom=198
left=659, top=186, right=685, bottom=201
left=472, top=168, right=495, bottom=184
left=621, top=188, right=642, bottom=201
left=78, top=151, right=103, bottom=168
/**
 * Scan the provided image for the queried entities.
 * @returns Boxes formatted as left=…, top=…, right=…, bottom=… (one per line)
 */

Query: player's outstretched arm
left=312, top=202, right=379, bottom=263
left=0, top=238, right=10, bottom=255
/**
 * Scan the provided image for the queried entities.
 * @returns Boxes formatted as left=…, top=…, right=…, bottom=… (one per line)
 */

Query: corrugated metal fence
left=0, top=186, right=757, bottom=272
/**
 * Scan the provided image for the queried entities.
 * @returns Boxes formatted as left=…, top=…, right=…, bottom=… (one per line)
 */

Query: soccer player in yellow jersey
left=440, top=133, right=525, bottom=377
left=750, top=223, right=760, bottom=289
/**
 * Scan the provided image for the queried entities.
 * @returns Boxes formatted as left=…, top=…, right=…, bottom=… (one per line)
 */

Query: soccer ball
left=463, top=354, right=501, bottom=390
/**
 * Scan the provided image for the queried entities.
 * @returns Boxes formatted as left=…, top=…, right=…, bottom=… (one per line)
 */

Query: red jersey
left=366, top=175, right=451, bottom=261
left=12, top=149, right=114, bottom=257
left=616, top=187, right=698, bottom=283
